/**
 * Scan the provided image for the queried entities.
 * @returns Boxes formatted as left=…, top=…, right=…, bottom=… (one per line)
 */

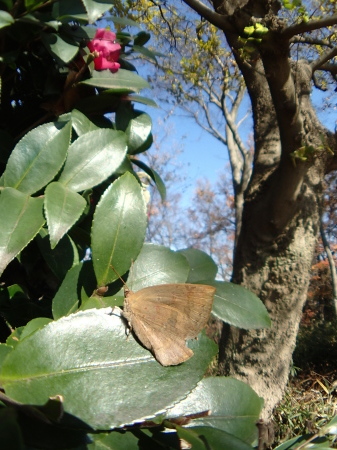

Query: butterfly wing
left=123, top=284, right=215, bottom=365
left=127, top=313, right=193, bottom=366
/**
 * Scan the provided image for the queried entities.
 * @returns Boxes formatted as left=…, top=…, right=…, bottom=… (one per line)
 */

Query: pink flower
left=87, top=28, right=121, bottom=72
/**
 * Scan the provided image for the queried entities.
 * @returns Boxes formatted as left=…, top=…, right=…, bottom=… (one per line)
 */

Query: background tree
left=128, top=0, right=337, bottom=421
left=144, top=139, right=235, bottom=279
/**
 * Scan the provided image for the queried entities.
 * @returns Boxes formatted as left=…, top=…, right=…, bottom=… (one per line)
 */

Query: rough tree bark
left=182, top=0, right=337, bottom=420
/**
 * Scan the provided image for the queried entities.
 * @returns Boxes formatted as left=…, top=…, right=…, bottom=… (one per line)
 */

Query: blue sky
left=142, top=85, right=336, bottom=209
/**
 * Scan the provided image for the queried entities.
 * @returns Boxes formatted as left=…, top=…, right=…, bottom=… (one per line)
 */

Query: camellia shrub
left=5, top=1, right=333, bottom=449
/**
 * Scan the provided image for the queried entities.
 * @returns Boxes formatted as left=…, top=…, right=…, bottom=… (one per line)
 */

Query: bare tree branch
left=290, top=36, right=334, bottom=47
left=181, top=0, right=232, bottom=30
left=316, top=62, right=337, bottom=75
left=320, top=221, right=337, bottom=319
left=311, top=47, right=337, bottom=72
left=281, top=14, right=337, bottom=40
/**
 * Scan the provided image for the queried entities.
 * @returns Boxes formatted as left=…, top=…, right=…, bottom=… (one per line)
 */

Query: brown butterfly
left=122, top=283, right=216, bottom=366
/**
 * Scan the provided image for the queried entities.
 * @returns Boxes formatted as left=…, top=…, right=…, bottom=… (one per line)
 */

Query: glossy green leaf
left=126, top=244, right=190, bottom=291
left=210, top=281, right=271, bottom=329
left=58, top=129, right=127, bottom=192
left=0, top=11, right=14, bottom=29
left=275, top=435, right=331, bottom=449
left=131, top=159, right=166, bottom=201
left=132, top=45, right=158, bottom=62
left=20, top=318, right=52, bottom=340
left=81, top=0, right=113, bottom=23
left=167, top=377, right=262, bottom=444
left=178, top=248, right=218, bottom=283
left=177, top=426, right=254, bottom=450
left=52, top=264, right=82, bottom=319
left=3, top=121, right=71, bottom=195
left=80, top=294, right=122, bottom=311
left=134, top=31, right=151, bottom=46
left=0, top=309, right=217, bottom=430
left=125, top=112, right=152, bottom=155
left=322, top=414, right=337, bottom=434
left=0, top=345, right=14, bottom=370
left=106, top=15, right=140, bottom=28
left=36, top=231, right=79, bottom=281
left=44, top=182, right=86, bottom=249
left=71, top=109, right=99, bottom=136
left=81, top=69, right=149, bottom=92
left=6, top=329, right=24, bottom=349
left=127, top=94, right=158, bottom=107
left=0, top=189, right=45, bottom=276
left=92, top=172, right=147, bottom=286
left=41, top=32, right=79, bottom=63
left=52, top=0, right=88, bottom=22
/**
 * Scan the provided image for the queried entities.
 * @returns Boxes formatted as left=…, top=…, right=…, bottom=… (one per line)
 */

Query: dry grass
left=272, top=370, right=337, bottom=447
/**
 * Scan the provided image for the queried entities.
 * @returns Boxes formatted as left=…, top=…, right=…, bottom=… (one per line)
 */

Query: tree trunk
left=217, top=4, right=336, bottom=419
left=182, top=0, right=337, bottom=420
left=219, top=170, right=323, bottom=420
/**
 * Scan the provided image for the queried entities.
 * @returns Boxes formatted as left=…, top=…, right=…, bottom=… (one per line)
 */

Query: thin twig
left=320, top=220, right=337, bottom=319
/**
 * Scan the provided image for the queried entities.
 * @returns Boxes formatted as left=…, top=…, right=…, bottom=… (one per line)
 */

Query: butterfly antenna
left=109, top=265, right=130, bottom=291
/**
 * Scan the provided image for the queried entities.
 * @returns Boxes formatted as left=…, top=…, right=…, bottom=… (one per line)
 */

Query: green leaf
left=106, top=15, right=141, bottom=28
left=24, top=0, right=44, bottom=9
left=81, top=69, right=149, bottom=93
left=134, top=31, right=151, bottom=46
left=322, top=414, right=337, bottom=435
left=178, top=248, right=218, bottom=283
left=126, top=94, right=158, bottom=107
left=275, top=435, right=331, bottom=449
left=0, top=11, right=14, bottom=29
left=44, top=182, right=86, bottom=249
left=132, top=45, right=158, bottom=63
left=58, top=129, right=127, bottom=191
left=20, top=318, right=52, bottom=340
left=52, top=0, right=88, bottom=22
left=167, top=377, right=263, bottom=444
left=36, top=230, right=79, bottom=281
left=71, top=109, right=99, bottom=136
left=41, top=32, right=79, bottom=63
left=210, top=281, right=271, bottom=329
left=0, top=345, right=14, bottom=371
left=0, top=189, right=45, bottom=276
left=6, top=328, right=24, bottom=348
left=177, top=426, right=254, bottom=450
left=126, top=244, right=190, bottom=291
left=92, top=172, right=147, bottom=286
left=3, top=121, right=71, bottom=195
left=81, top=0, right=113, bottom=23
left=0, top=309, right=217, bottom=430
left=131, top=159, right=166, bottom=201
left=52, top=264, right=82, bottom=319
left=125, top=112, right=152, bottom=155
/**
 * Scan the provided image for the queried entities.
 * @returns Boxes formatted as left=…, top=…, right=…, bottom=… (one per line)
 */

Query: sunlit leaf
left=0, top=309, right=217, bottom=430
left=44, top=182, right=86, bottom=249
left=92, top=172, right=147, bottom=286
left=211, top=281, right=271, bottom=329
left=81, top=69, right=149, bottom=92
left=0, top=189, right=44, bottom=276
left=3, top=121, right=71, bottom=195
